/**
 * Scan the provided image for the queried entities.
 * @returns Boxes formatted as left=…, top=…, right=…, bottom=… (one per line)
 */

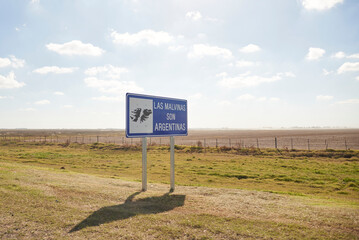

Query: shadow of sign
left=69, top=192, right=186, bottom=233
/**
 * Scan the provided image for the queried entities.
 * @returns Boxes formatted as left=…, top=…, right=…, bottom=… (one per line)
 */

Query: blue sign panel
left=126, top=93, right=188, bottom=138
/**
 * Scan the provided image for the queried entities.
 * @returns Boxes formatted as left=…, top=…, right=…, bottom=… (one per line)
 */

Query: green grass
left=0, top=141, right=358, bottom=239
left=0, top=142, right=358, bottom=203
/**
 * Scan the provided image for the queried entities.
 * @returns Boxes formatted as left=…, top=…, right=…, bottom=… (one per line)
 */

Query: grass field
left=1, top=141, right=358, bottom=239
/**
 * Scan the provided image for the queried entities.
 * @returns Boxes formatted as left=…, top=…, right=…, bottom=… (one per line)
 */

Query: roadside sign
left=126, top=93, right=188, bottom=138
left=126, top=92, right=187, bottom=192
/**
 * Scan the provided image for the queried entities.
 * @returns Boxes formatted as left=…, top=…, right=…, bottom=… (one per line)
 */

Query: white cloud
left=216, top=72, right=228, bottom=78
left=84, top=77, right=143, bottom=94
left=0, top=96, right=14, bottom=100
left=0, top=56, right=25, bottom=68
left=62, top=105, right=73, bottom=108
left=84, top=65, right=141, bottom=95
left=205, top=17, right=220, bottom=23
left=239, top=44, right=261, bottom=53
left=217, top=100, right=232, bottom=106
left=9, top=56, right=25, bottom=68
left=280, top=72, right=296, bottom=78
left=185, top=11, right=220, bottom=23
left=337, top=62, right=359, bottom=74
left=186, top=11, right=202, bottom=21
left=19, top=108, right=36, bottom=112
left=316, top=95, right=333, bottom=101
left=323, top=69, right=333, bottom=75
left=306, top=47, right=325, bottom=60
left=111, top=29, right=174, bottom=46
left=54, top=91, right=64, bottom=96
left=332, top=51, right=346, bottom=59
left=92, top=96, right=123, bottom=102
left=218, top=72, right=294, bottom=89
left=348, top=53, right=359, bottom=59
left=31, top=0, right=40, bottom=4
left=196, top=33, right=207, bottom=40
left=168, top=45, right=185, bottom=52
left=301, top=0, right=343, bottom=11
left=35, top=99, right=50, bottom=105
left=188, top=93, right=203, bottom=101
left=331, top=52, right=359, bottom=59
left=237, top=94, right=279, bottom=102
left=0, top=58, right=11, bottom=68
left=188, top=44, right=232, bottom=59
left=14, top=24, right=27, bottom=32
left=236, top=60, right=259, bottom=67
left=0, top=72, right=25, bottom=89
left=33, top=66, right=77, bottom=74
left=238, top=94, right=256, bottom=101
left=337, top=99, right=359, bottom=104
left=84, top=65, right=128, bottom=79
left=356, top=76, right=359, bottom=81
left=269, top=97, right=280, bottom=102
left=46, top=40, right=104, bottom=56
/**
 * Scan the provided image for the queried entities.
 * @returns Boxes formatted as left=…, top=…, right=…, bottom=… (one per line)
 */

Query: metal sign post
left=126, top=93, right=187, bottom=192
left=142, top=137, right=147, bottom=191
left=170, top=136, right=175, bottom=192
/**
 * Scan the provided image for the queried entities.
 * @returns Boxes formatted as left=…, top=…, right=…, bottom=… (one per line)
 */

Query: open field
left=1, top=128, right=359, bottom=150
left=1, top=141, right=358, bottom=239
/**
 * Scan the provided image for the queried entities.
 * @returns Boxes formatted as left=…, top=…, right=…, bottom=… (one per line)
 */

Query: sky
left=0, top=0, right=359, bottom=129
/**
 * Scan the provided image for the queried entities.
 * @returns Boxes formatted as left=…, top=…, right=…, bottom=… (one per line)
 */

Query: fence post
left=291, top=138, right=293, bottom=150
left=229, top=138, right=231, bottom=148
left=256, top=138, right=259, bottom=149
left=344, top=138, right=348, bottom=150
left=97, top=136, right=99, bottom=143
left=216, top=138, right=218, bottom=148
left=325, top=139, right=327, bottom=150
left=204, top=139, right=206, bottom=153
left=307, top=139, right=310, bottom=151
left=275, top=137, right=277, bottom=149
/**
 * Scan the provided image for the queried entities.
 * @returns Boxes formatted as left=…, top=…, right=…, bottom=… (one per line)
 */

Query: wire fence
left=1, top=134, right=358, bottom=150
